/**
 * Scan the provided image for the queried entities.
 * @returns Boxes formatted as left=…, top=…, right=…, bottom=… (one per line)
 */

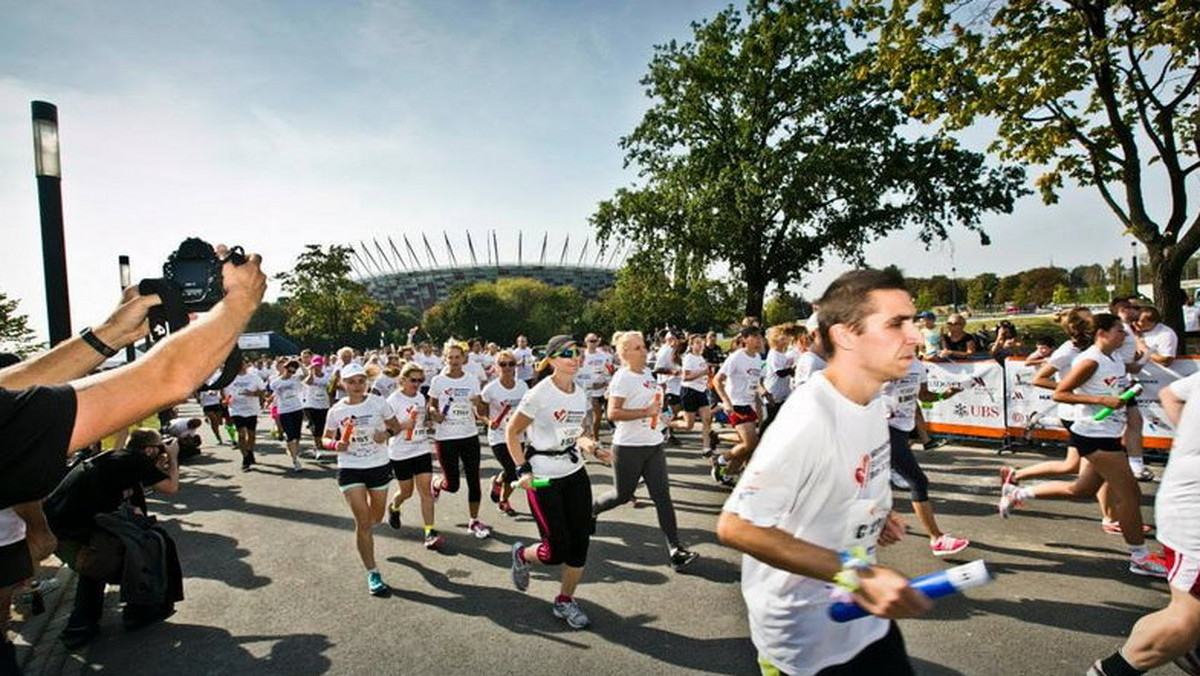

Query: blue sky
left=0, top=0, right=1142, bottom=341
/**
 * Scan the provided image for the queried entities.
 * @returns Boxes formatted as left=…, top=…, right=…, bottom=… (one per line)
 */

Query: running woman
left=428, top=342, right=491, bottom=539
left=594, top=331, right=698, bottom=570
left=761, top=324, right=796, bottom=431
left=303, top=356, right=333, bottom=459
left=677, top=333, right=714, bottom=457
left=197, top=388, right=227, bottom=445
left=717, top=269, right=931, bottom=676
left=881, top=359, right=969, bottom=557
left=999, top=313, right=1167, bottom=578
left=323, top=362, right=404, bottom=597
left=384, top=362, right=443, bottom=550
left=579, top=333, right=613, bottom=446
left=1089, top=370, right=1200, bottom=675
left=225, top=360, right=266, bottom=471
left=653, top=333, right=684, bottom=447
left=506, top=335, right=611, bottom=630
left=479, top=351, right=528, bottom=517
left=413, top=343, right=443, bottom=396
left=271, top=359, right=307, bottom=472
left=712, top=326, right=765, bottom=485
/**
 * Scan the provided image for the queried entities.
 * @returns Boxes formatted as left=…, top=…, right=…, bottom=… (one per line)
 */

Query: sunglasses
left=407, top=377, right=425, bottom=383
left=551, top=347, right=581, bottom=359
left=498, top=361, right=517, bottom=367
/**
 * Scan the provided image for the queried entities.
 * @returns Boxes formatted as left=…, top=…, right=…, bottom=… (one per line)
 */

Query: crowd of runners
left=136, top=278, right=1198, bottom=675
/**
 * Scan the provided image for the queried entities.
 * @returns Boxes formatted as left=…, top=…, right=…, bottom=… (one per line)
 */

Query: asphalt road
left=73, top=418, right=1177, bottom=675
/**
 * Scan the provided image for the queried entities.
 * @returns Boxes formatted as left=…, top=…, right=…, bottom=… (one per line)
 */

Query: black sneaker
left=59, top=624, right=99, bottom=650
left=669, top=548, right=699, bottom=571
left=666, top=435, right=682, bottom=447
left=708, top=431, right=720, bottom=449
left=387, top=504, right=401, bottom=530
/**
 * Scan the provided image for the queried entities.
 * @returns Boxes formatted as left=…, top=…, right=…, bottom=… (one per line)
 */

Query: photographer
left=43, top=428, right=182, bottom=648
left=0, top=244, right=265, bottom=510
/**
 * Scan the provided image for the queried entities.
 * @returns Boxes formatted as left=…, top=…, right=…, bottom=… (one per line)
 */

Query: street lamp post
left=951, top=266, right=959, bottom=312
left=119, top=255, right=136, bottom=363
left=1131, top=241, right=1139, bottom=297
left=32, top=101, right=71, bottom=345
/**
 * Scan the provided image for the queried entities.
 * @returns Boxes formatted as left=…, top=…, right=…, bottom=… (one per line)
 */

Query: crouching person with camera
left=42, top=428, right=184, bottom=650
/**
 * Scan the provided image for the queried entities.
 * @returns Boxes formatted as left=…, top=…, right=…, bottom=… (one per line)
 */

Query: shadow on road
left=84, top=623, right=333, bottom=675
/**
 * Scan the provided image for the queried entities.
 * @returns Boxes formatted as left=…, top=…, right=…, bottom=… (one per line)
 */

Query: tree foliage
left=592, top=0, right=1027, bottom=318
left=275, top=244, right=379, bottom=351
left=0, top=293, right=42, bottom=357
left=421, top=278, right=585, bottom=345
left=858, top=0, right=1200, bottom=330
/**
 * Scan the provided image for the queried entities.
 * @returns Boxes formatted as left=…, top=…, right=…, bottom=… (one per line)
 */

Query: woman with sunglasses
left=506, top=335, right=611, bottom=630
left=595, top=331, right=699, bottom=570
left=270, top=359, right=306, bottom=472
left=479, top=350, right=528, bottom=517
left=384, top=361, right=444, bottom=550
left=428, top=342, right=491, bottom=539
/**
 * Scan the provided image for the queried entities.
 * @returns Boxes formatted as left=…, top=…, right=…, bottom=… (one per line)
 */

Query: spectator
left=939, top=313, right=981, bottom=359
left=989, top=320, right=1023, bottom=361
left=1134, top=305, right=1179, bottom=367
left=164, top=417, right=204, bottom=460
left=916, top=311, right=940, bottom=359
left=1024, top=335, right=1055, bottom=366
left=43, top=428, right=183, bottom=648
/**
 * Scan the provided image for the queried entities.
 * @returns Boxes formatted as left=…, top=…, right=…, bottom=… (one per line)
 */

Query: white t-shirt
left=763, top=349, right=795, bottom=403
left=920, top=327, right=940, bottom=358
left=882, top=360, right=926, bottom=433
left=1141, top=323, right=1179, bottom=359
left=1158, top=372, right=1200, bottom=557
left=681, top=352, right=709, bottom=392
left=324, top=395, right=395, bottom=469
left=579, top=351, right=614, bottom=397
left=1185, top=306, right=1199, bottom=333
left=385, top=390, right=432, bottom=461
left=166, top=418, right=200, bottom=439
left=462, top=359, right=489, bottom=387
left=723, top=372, right=892, bottom=676
left=303, top=372, right=332, bottom=410
left=1045, top=341, right=1082, bottom=422
left=792, top=351, right=827, bottom=390
left=480, top=379, right=529, bottom=446
left=415, top=353, right=444, bottom=381
left=609, top=367, right=665, bottom=447
left=513, top=347, right=536, bottom=381
left=654, top=345, right=683, bottom=396
left=270, top=374, right=305, bottom=414
left=428, top=372, right=481, bottom=441
left=225, top=373, right=266, bottom=418
left=371, top=373, right=399, bottom=399
left=718, top=350, right=764, bottom=406
left=198, top=390, right=222, bottom=408
left=514, top=378, right=588, bottom=480
left=0, top=509, right=25, bottom=548
left=1115, top=321, right=1142, bottom=365
left=1067, top=346, right=1129, bottom=438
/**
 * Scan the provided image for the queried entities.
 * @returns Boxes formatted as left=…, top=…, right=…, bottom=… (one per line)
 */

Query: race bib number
left=842, top=498, right=886, bottom=561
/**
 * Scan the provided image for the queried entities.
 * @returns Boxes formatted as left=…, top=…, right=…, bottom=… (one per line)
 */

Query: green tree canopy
left=0, top=293, right=41, bottom=357
left=420, top=278, right=585, bottom=345
left=858, top=0, right=1200, bottom=331
left=592, top=0, right=1027, bottom=318
left=275, top=244, right=379, bottom=351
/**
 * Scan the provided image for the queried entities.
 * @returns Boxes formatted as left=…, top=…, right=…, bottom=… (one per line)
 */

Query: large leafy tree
left=857, top=0, right=1200, bottom=331
left=0, top=293, right=42, bottom=357
left=592, top=0, right=1027, bottom=318
left=276, top=244, right=379, bottom=351
left=421, top=278, right=585, bottom=345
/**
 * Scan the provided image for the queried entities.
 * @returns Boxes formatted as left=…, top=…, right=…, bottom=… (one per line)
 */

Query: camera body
left=162, top=238, right=242, bottom=312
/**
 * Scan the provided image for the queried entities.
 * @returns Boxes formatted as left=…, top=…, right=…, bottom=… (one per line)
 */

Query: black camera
left=162, top=237, right=245, bottom=312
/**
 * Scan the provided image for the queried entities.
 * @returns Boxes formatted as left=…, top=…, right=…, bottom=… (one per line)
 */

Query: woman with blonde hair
left=479, top=349, right=528, bottom=517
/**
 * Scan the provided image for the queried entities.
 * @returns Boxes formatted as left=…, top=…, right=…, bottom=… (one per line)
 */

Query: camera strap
left=137, top=277, right=241, bottom=391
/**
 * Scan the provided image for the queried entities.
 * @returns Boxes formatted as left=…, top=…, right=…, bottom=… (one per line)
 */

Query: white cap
left=805, top=312, right=820, bottom=333
left=340, top=363, right=367, bottom=380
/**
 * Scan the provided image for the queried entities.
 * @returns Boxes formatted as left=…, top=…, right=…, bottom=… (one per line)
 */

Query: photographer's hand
left=93, top=285, right=162, bottom=349
left=216, top=244, right=267, bottom=311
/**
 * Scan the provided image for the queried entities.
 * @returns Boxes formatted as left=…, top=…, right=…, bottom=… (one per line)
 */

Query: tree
left=245, top=299, right=290, bottom=335
left=0, top=293, right=41, bottom=357
left=763, top=288, right=812, bottom=326
left=591, top=0, right=1027, bottom=318
left=1069, top=264, right=1106, bottom=289
left=966, top=272, right=999, bottom=308
left=860, top=0, right=1200, bottom=333
left=1052, top=284, right=1075, bottom=306
left=275, top=244, right=379, bottom=351
left=420, top=278, right=587, bottom=345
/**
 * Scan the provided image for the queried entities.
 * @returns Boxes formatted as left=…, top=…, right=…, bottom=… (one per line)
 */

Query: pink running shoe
left=1129, top=553, right=1168, bottom=578
left=930, top=534, right=970, bottom=557
left=1000, top=466, right=1019, bottom=488
left=998, top=483, right=1024, bottom=518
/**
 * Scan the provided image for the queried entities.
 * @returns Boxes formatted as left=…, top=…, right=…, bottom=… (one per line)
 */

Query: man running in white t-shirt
left=712, top=327, right=765, bottom=485
left=718, top=268, right=931, bottom=676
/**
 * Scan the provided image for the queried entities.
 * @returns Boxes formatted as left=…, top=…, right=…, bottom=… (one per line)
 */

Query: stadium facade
left=349, top=231, right=622, bottom=311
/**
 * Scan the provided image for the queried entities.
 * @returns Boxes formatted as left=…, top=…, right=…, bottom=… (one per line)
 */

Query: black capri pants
left=889, top=426, right=930, bottom=503
left=492, top=442, right=519, bottom=484
left=526, top=467, right=593, bottom=568
left=304, top=408, right=328, bottom=438
left=434, top=435, right=483, bottom=504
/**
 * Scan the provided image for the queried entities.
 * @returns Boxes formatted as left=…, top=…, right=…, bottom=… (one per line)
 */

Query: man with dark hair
left=718, top=268, right=929, bottom=676
left=712, top=326, right=765, bottom=485
left=1110, top=296, right=1154, bottom=482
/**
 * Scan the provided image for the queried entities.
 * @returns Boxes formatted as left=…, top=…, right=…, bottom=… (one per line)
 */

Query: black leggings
left=492, top=442, right=519, bottom=483
left=889, top=427, right=930, bottom=503
left=815, top=622, right=913, bottom=675
left=527, top=468, right=593, bottom=568
left=435, top=436, right=482, bottom=504
left=304, top=408, right=328, bottom=439
left=593, top=443, right=680, bottom=549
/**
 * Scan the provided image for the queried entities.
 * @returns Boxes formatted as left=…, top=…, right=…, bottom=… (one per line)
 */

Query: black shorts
left=278, top=410, right=304, bottom=442
left=730, top=405, right=758, bottom=426
left=337, top=464, right=393, bottom=491
left=1069, top=431, right=1124, bottom=457
left=390, top=454, right=433, bottom=482
left=681, top=388, right=709, bottom=413
left=664, top=393, right=682, bottom=410
left=202, top=403, right=228, bottom=416
left=231, top=415, right=258, bottom=431
left=0, top=539, right=33, bottom=588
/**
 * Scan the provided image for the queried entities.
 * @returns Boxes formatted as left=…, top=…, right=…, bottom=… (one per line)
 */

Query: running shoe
left=924, top=437, right=948, bottom=451
left=665, top=435, right=682, bottom=448
left=998, top=483, right=1024, bottom=518
left=387, top=504, right=402, bottom=530
left=498, top=500, right=518, bottom=517
left=367, top=571, right=391, bottom=597
left=1129, top=553, right=1168, bottom=578
left=511, top=542, right=531, bottom=591
left=552, top=597, right=591, bottom=630
left=490, top=474, right=503, bottom=503
left=291, top=458, right=303, bottom=473
left=423, top=529, right=444, bottom=550
left=890, top=471, right=911, bottom=490
left=1101, top=520, right=1156, bottom=536
left=430, top=474, right=443, bottom=501
left=930, top=534, right=970, bottom=557
left=669, top=548, right=699, bottom=571
left=999, top=466, right=1019, bottom=488
left=468, top=518, right=492, bottom=539
left=1085, top=661, right=1108, bottom=676
left=1133, top=466, right=1156, bottom=482
left=700, top=447, right=714, bottom=458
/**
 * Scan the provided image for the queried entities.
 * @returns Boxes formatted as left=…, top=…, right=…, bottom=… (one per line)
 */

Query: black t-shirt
left=702, top=344, right=726, bottom=367
left=943, top=333, right=982, bottom=354
left=0, top=385, right=78, bottom=509
left=43, top=449, right=168, bottom=541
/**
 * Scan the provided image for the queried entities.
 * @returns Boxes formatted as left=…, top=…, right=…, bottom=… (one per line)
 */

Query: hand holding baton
left=829, top=560, right=992, bottom=622
left=1094, top=383, right=1143, bottom=421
